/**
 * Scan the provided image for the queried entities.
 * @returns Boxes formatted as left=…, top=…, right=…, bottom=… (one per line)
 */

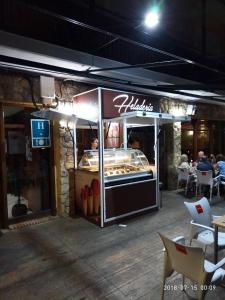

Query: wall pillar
left=165, top=122, right=182, bottom=189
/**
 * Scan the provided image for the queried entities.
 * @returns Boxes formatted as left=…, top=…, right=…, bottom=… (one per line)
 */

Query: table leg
left=214, top=225, right=218, bottom=264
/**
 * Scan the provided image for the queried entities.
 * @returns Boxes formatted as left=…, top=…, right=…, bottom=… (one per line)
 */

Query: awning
left=31, top=108, right=97, bottom=127
left=104, top=111, right=191, bottom=127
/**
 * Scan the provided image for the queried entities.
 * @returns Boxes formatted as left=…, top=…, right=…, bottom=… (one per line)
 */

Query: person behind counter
left=90, top=137, right=98, bottom=150
left=128, top=136, right=141, bottom=149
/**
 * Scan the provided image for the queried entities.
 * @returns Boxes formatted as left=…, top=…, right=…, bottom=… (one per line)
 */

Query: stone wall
left=160, top=98, right=188, bottom=189
left=0, top=73, right=40, bottom=101
left=59, top=127, right=73, bottom=215
left=55, top=80, right=91, bottom=215
left=0, top=72, right=91, bottom=216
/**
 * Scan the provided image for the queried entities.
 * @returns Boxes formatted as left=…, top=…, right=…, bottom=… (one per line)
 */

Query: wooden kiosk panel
left=105, top=179, right=156, bottom=219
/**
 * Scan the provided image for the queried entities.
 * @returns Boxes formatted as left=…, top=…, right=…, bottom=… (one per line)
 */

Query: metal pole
left=98, top=88, right=105, bottom=228
left=73, top=121, right=77, bottom=169
left=154, top=118, right=159, bottom=208
left=123, top=118, right=127, bottom=149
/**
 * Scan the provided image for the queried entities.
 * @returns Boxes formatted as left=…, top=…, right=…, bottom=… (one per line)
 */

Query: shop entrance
left=0, top=105, right=55, bottom=227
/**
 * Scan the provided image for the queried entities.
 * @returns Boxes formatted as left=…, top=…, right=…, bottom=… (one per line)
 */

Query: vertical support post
left=73, top=121, right=77, bottom=169
left=154, top=118, right=159, bottom=208
left=0, top=103, right=8, bottom=228
left=98, top=88, right=105, bottom=228
left=123, top=118, right=127, bottom=149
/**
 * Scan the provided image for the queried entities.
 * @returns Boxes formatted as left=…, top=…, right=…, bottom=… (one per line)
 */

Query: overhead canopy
left=105, top=111, right=191, bottom=127
left=31, top=108, right=97, bottom=127
left=2, top=1, right=225, bottom=105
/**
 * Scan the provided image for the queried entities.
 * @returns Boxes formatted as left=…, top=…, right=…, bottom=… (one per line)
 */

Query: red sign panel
left=175, top=243, right=187, bottom=255
left=195, top=204, right=203, bottom=214
left=102, top=89, right=160, bottom=118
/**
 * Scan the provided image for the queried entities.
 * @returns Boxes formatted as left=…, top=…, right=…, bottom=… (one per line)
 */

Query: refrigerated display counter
left=75, top=148, right=156, bottom=225
left=79, top=149, right=153, bottom=181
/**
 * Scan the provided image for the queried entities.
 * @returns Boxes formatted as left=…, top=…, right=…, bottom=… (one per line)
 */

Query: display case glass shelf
left=78, top=149, right=153, bottom=181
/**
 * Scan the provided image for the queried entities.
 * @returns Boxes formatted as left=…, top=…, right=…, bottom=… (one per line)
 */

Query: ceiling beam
left=1, top=55, right=225, bottom=105
left=13, top=0, right=225, bottom=78
left=88, top=60, right=187, bottom=73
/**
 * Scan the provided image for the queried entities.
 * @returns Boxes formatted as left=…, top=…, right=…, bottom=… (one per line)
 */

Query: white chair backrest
left=196, top=169, right=213, bottom=186
left=159, top=233, right=205, bottom=282
left=184, top=197, right=212, bottom=227
left=177, top=167, right=189, bottom=181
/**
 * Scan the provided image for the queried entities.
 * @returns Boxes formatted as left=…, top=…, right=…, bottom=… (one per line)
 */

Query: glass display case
left=78, top=148, right=153, bottom=182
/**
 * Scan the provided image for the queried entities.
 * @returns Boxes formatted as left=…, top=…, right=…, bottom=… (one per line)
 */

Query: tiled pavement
left=0, top=190, right=225, bottom=300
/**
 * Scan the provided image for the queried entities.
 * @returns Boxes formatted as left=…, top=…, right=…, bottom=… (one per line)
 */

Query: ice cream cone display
left=91, top=179, right=100, bottom=215
left=87, top=187, right=93, bottom=216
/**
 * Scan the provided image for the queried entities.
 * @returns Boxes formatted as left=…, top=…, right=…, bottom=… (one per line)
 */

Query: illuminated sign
left=31, top=119, right=51, bottom=148
left=72, top=88, right=160, bottom=119
left=112, top=94, right=154, bottom=114
left=102, top=89, right=159, bottom=118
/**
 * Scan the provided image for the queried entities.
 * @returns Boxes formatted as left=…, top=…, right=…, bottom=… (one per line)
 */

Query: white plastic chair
left=184, top=197, right=225, bottom=252
left=159, top=233, right=225, bottom=300
left=195, top=170, right=220, bottom=203
left=177, top=167, right=191, bottom=195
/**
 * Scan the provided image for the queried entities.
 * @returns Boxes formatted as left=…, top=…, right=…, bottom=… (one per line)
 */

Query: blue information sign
left=31, top=119, right=51, bottom=148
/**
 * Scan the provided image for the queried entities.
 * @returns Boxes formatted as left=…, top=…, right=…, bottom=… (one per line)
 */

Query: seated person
left=197, top=156, right=215, bottom=197
left=195, top=150, right=205, bottom=166
left=178, top=154, right=195, bottom=192
left=210, top=153, right=216, bottom=165
left=216, top=154, right=225, bottom=181
left=178, top=154, right=190, bottom=170
left=197, top=156, right=214, bottom=174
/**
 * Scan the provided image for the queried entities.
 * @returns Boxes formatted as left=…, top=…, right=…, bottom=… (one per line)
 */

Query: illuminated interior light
left=58, top=101, right=75, bottom=115
left=74, top=103, right=98, bottom=122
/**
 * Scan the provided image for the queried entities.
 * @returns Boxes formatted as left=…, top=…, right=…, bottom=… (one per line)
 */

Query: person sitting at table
left=178, top=154, right=190, bottom=169
left=197, top=155, right=214, bottom=174
left=210, top=153, right=216, bottom=165
left=197, top=155, right=215, bottom=197
left=195, top=150, right=205, bottom=165
left=215, top=154, right=225, bottom=181
left=178, top=154, right=196, bottom=193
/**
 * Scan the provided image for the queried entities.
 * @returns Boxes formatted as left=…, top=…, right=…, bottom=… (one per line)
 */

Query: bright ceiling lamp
left=144, top=7, right=160, bottom=28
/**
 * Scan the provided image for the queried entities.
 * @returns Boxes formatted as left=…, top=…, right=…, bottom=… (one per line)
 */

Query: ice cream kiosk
left=73, top=88, right=190, bottom=227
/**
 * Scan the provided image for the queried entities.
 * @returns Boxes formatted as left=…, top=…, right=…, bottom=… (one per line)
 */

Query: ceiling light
left=145, top=8, right=160, bottom=28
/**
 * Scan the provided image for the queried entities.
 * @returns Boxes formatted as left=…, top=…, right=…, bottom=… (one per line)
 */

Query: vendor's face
left=131, top=141, right=140, bottom=149
left=91, top=139, right=98, bottom=149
